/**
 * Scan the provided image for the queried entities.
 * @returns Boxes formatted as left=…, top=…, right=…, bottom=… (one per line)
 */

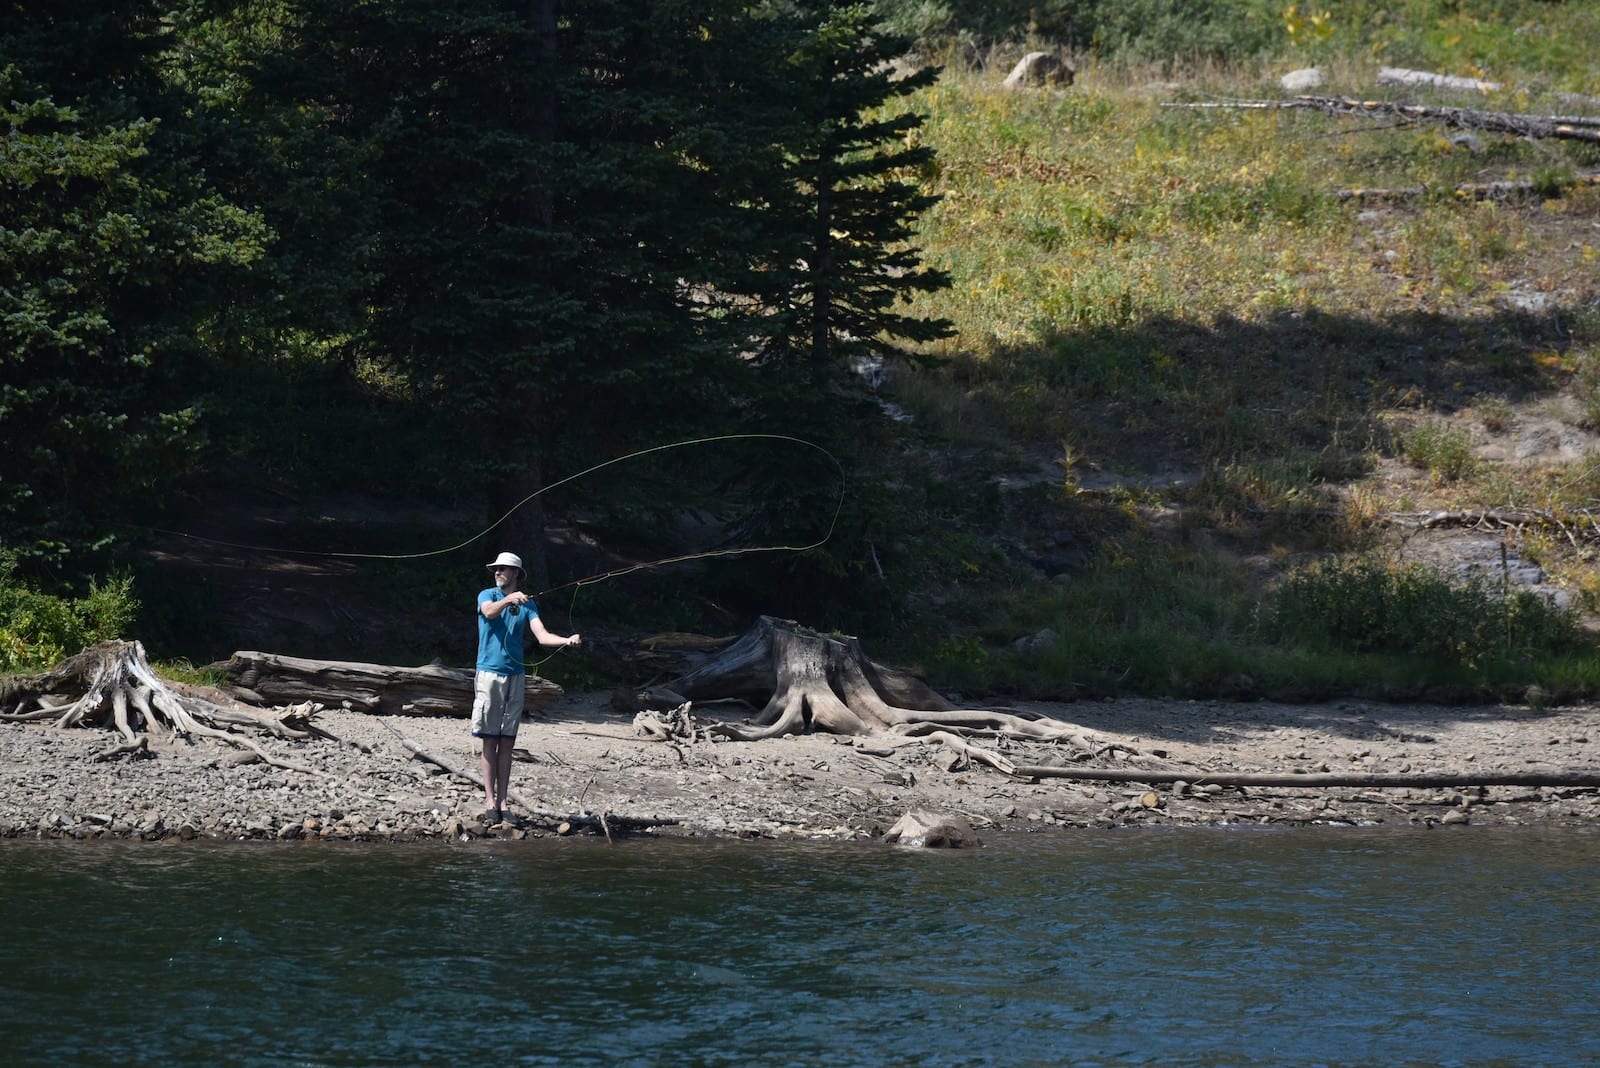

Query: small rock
left=1440, top=809, right=1470, bottom=826
left=1010, top=628, right=1061, bottom=653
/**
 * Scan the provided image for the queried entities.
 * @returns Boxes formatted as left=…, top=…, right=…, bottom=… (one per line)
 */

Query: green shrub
left=0, top=551, right=139, bottom=674
left=1401, top=420, right=1478, bottom=482
left=1267, top=555, right=1582, bottom=669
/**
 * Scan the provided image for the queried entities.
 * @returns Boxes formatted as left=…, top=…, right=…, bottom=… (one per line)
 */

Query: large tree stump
left=208, top=650, right=561, bottom=715
left=0, top=640, right=321, bottom=769
left=659, top=617, right=1127, bottom=775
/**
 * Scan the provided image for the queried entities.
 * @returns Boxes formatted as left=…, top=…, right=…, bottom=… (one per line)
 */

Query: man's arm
left=530, top=616, right=581, bottom=648
left=480, top=591, right=530, bottom=619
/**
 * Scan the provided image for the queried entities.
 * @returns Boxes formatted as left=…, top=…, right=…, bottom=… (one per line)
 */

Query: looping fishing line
left=142, top=433, right=846, bottom=668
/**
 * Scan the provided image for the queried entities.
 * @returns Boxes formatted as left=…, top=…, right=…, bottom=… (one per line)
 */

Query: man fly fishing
left=474, top=551, right=580, bottom=825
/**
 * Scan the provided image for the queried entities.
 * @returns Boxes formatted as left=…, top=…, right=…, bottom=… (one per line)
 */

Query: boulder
left=1003, top=52, right=1073, bottom=90
left=885, top=809, right=983, bottom=848
left=1280, top=67, right=1324, bottom=91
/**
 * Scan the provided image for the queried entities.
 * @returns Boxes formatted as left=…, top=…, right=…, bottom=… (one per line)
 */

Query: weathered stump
left=1, top=640, right=320, bottom=769
left=657, top=616, right=1129, bottom=774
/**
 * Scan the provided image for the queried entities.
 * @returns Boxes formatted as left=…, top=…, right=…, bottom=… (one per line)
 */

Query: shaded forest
left=1, top=0, right=948, bottom=645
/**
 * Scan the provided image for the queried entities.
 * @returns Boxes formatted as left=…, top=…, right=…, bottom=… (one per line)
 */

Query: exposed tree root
left=0, top=640, right=323, bottom=772
left=660, top=616, right=1138, bottom=775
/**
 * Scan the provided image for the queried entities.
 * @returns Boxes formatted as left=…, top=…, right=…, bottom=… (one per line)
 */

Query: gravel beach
left=5, top=691, right=1599, bottom=842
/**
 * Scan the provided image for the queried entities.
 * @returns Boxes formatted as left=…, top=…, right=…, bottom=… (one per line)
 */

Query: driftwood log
left=642, top=616, right=1134, bottom=775
left=209, top=650, right=561, bottom=715
left=1011, top=765, right=1600, bottom=789
left=1337, top=169, right=1600, bottom=205
left=1163, top=96, right=1600, bottom=143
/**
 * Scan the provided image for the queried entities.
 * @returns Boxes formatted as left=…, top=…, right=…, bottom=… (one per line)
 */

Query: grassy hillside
left=875, top=21, right=1600, bottom=701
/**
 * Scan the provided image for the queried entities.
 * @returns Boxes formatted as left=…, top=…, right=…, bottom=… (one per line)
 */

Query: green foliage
left=872, top=0, right=1600, bottom=85
left=0, top=551, right=139, bottom=674
left=1401, top=420, right=1479, bottom=482
left=1574, top=352, right=1600, bottom=430
left=1268, top=555, right=1582, bottom=669
left=872, top=0, right=1282, bottom=62
left=0, top=6, right=272, bottom=570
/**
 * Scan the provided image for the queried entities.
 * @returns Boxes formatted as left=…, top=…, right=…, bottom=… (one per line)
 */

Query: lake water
left=3, top=827, right=1597, bottom=1067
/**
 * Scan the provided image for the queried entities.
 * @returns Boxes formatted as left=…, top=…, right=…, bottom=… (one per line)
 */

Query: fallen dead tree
left=1376, top=66, right=1502, bottom=94
left=209, top=649, right=561, bottom=715
left=1011, top=764, right=1600, bottom=789
left=1388, top=506, right=1600, bottom=548
left=638, top=616, right=1140, bottom=775
left=1336, top=169, right=1600, bottom=205
left=0, top=640, right=322, bottom=771
left=1163, top=96, right=1600, bottom=143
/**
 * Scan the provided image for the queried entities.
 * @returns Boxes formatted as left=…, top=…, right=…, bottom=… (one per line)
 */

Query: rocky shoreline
left=5, top=692, right=1600, bottom=843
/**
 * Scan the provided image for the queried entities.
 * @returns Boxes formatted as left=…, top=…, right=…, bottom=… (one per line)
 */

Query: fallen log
left=1376, top=66, right=1501, bottom=94
left=1337, top=169, right=1600, bottom=204
left=1385, top=506, right=1600, bottom=547
left=1011, top=764, right=1600, bottom=789
left=209, top=650, right=561, bottom=716
left=1162, top=96, right=1600, bottom=142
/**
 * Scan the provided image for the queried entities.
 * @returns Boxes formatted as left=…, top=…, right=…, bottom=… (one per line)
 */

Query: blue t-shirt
left=477, top=587, right=538, bottom=674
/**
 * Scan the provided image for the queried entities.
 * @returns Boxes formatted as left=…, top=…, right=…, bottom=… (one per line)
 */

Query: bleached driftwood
left=1011, top=764, right=1600, bottom=789
left=1163, top=96, right=1600, bottom=143
left=1376, top=66, right=1502, bottom=94
left=210, top=650, right=561, bottom=715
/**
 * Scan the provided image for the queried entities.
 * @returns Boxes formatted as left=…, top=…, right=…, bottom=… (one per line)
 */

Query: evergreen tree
left=744, top=3, right=950, bottom=397
left=0, top=2, right=270, bottom=574
left=231, top=0, right=950, bottom=599
left=699, top=3, right=952, bottom=617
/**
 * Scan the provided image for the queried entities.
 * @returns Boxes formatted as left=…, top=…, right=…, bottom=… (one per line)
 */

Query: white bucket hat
left=487, top=551, right=524, bottom=572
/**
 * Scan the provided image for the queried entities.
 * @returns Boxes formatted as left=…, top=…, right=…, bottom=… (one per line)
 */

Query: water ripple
left=3, top=828, right=1598, bottom=1066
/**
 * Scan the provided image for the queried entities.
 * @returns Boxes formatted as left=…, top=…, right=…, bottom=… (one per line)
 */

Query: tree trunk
left=208, top=650, right=561, bottom=715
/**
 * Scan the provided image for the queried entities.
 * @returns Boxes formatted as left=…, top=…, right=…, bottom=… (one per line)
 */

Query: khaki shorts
left=471, top=671, right=526, bottom=738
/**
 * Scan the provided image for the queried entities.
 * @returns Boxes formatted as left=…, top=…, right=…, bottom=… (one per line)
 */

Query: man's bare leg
left=495, top=738, right=515, bottom=811
left=480, top=738, right=503, bottom=818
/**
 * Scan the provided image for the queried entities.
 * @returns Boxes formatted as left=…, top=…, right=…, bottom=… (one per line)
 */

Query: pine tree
left=0, top=2, right=270, bottom=572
